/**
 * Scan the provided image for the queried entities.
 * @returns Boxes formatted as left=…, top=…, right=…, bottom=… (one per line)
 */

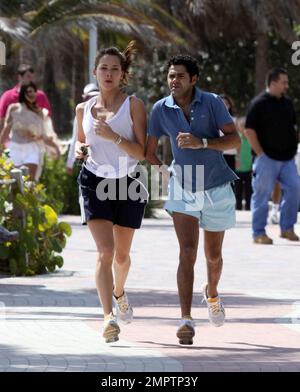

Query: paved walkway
left=0, top=211, right=300, bottom=372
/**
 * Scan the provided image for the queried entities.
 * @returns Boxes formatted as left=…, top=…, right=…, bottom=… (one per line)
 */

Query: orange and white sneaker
left=176, top=316, right=195, bottom=345
left=202, top=284, right=225, bottom=327
left=102, top=313, right=120, bottom=343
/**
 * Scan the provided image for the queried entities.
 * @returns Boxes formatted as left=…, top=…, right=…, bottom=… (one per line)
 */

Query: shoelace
left=117, top=295, right=129, bottom=312
left=104, top=313, right=116, bottom=322
left=202, top=296, right=223, bottom=316
left=209, top=301, right=223, bottom=316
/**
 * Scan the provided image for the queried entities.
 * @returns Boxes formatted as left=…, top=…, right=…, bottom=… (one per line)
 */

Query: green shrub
left=39, top=153, right=81, bottom=215
left=0, top=154, right=72, bottom=276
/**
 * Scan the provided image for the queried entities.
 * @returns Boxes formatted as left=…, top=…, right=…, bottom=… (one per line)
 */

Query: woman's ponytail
left=121, top=40, right=137, bottom=85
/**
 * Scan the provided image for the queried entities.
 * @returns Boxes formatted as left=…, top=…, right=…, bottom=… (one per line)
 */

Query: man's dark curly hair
left=167, top=55, right=199, bottom=79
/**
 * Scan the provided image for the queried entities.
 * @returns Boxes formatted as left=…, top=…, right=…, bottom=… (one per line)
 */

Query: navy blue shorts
left=77, top=165, right=148, bottom=229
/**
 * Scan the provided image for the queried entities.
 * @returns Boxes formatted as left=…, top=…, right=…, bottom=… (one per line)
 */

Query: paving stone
left=0, top=212, right=299, bottom=372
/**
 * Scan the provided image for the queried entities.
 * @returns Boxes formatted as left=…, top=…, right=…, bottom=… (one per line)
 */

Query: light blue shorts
left=165, top=177, right=236, bottom=232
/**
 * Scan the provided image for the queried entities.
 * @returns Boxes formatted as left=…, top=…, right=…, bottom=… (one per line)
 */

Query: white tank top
left=82, top=95, right=138, bottom=178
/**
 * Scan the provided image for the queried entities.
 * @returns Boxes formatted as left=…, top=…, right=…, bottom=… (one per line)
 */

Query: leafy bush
left=39, top=153, right=81, bottom=215
left=0, top=154, right=72, bottom=276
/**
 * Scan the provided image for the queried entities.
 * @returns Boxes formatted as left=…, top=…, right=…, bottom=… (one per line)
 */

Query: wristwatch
left=202, top=138, right=208, bottom=148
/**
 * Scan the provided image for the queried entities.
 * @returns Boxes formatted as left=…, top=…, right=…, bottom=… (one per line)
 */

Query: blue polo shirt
left=148, top=87, right=238, bottom=191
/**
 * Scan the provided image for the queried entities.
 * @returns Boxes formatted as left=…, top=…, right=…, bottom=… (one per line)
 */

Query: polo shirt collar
left=164, top=94, right=177, bottom=108
left=164, top=87, right=203, bottom=108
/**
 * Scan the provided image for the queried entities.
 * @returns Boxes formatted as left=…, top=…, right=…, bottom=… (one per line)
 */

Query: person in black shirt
left=245, top=68, right=299, bottom=244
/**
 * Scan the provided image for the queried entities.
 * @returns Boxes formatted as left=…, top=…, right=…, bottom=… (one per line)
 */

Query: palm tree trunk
left=74, top=41, right=86, bottom=105
left=19, top=44, right=33, bottom=65
left=43, top=54, right=61, bottom=133
left=255, top=33, right=269, bottom=94
left=0, top=41, right=5, bottom=65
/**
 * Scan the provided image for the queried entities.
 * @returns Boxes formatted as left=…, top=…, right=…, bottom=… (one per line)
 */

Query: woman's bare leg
left=87, top=219, right=115, bottom=317
left=113, top=225, right=135, bottom=298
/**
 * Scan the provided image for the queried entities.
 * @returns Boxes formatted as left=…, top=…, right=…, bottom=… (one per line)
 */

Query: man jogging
left=146, top=54, right=240, bottom=345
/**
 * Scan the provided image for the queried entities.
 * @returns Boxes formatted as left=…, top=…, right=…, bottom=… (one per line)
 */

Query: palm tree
left=2, top=0, right=300, bottom=130
left=28, top=0, right=186, bottom=45
left=163, top=0, right=300, bottom=92
left=1, top=0, right=188, bottom=132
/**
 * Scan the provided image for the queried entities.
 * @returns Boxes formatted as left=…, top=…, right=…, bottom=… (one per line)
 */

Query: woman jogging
left=75, top=42, right=147, bottom=343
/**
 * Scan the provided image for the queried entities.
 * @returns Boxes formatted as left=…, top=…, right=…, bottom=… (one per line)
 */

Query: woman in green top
left=235, top=117, right=253, bottom=210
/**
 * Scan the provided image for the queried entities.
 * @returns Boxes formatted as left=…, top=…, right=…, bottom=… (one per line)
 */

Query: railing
left=0, top=166, right=29, bottom=265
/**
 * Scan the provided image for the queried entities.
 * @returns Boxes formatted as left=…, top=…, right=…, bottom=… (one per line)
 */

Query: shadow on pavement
left=0, top=283, right=298, bottom=326
left=0, top=284, right=298, bottom=308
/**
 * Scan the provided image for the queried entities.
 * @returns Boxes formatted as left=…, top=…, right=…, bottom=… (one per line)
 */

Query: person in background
left=235, top=117, right=252, bottom=210
left=296, top=142, right=300, bottom=211
left=0, top=82, right=59, bottom=181
left=220, top=94, right=237, bottom=172
left=245, top=67, right=299, bottom=244
left=270, top=182, right=281, bottom=224
left=0, top=64, right=52, bottom=140
left=66, top=83, right=99, bottom=175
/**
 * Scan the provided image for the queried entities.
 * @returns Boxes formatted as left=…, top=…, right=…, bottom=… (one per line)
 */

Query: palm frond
left=30, top=13, right=165, bottom=49
left=29, top=0, right=187, bottom=46
left=0, top=17, right=29, bottom=40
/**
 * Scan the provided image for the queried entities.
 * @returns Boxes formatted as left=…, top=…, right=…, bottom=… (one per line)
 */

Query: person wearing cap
left=66, top=83, right=99, bottom=174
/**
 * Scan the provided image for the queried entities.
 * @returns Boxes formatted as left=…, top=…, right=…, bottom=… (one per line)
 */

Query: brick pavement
left=0, top=211, right=299, bottom=372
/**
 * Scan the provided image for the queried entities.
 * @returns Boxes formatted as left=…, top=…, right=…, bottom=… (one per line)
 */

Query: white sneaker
left=176, top=318, right=195, bottom=345
left=202, top=284, right=225, bottom=327
left=113, top=291, right=133, bottom=324
left=102, top=314, right=120, bottom=343
left=270, top=211, right=279, bottom=224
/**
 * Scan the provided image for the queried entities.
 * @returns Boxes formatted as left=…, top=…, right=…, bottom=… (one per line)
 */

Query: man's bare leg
left=173, top=212, right=199, bottom=317
left=204, top=230, right=225, bottom=298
